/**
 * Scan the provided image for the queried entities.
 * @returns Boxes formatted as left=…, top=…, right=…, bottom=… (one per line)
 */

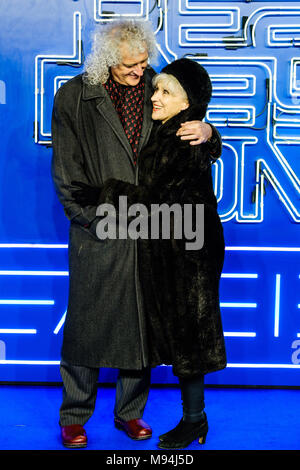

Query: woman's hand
left=176, top=121, right=212, bottom=145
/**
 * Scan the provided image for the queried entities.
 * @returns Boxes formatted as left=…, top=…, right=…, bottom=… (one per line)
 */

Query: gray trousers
left=59, top=360, right=151, bottom=426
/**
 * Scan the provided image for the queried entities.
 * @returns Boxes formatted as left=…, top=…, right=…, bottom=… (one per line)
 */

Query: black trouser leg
left=114, top=367, right=151, bottom=421
left=179, top=374, right=205, bottom=423
left=59, top=361, right=151, bottom=426
left=59, top=360, right=99, bottom=426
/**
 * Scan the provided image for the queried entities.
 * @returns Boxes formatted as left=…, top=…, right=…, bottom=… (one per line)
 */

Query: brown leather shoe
left=114, top=418, right=152, bottom=440
left=61, top=424, right=87, bottom=448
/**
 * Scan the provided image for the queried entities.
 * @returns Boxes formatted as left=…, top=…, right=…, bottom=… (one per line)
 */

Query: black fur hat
left=161, top=58, right=212, bottom=106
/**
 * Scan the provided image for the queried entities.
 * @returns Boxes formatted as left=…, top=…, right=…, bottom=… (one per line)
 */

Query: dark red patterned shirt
left=104, top=76, right=145, bottom=164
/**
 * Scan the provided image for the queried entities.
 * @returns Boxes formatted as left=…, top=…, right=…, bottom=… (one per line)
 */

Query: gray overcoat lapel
left=82, top=81, right=134, bottom=163
left=138, top=72, right=153, bottom=153
left=82, top=73, right=154, bottom=167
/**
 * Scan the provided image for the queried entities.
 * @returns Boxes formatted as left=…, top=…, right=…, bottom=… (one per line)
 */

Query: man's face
left=111, top=42, right=149, bottom=86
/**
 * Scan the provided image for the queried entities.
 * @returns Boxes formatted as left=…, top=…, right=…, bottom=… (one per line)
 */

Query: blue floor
left=0, top=384, right=299, bottom=451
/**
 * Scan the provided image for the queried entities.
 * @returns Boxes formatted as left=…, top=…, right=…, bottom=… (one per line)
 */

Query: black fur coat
left=97, top=106, right=227, bottom=378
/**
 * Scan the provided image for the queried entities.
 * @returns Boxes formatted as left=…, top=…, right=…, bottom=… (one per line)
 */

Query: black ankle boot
left=158, top=413, right=208, bottom=449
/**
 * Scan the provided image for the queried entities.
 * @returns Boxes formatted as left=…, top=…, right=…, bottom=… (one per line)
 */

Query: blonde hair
left=84, top=20, right=157, bottom=85
left=152, top=73, right=189, bottom=102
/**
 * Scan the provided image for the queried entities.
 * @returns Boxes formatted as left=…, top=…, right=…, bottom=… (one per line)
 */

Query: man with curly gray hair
left=51, top=19, right=221, bottom=449
left=84, top=20, right=157, bottom=85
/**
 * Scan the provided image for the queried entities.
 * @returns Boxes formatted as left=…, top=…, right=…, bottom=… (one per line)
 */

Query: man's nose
left=133, top=64, right=144, bottom=76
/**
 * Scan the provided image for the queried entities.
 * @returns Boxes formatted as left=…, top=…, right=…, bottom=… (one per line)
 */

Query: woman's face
left=151, top=80, right=189, bottom=124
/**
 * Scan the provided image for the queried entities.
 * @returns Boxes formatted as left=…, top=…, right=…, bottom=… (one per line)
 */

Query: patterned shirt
left=104, top=75, right=145, bottom=164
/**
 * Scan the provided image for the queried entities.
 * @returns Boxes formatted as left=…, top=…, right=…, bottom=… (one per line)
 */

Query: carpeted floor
left=0, top=384, right=299, bottom=451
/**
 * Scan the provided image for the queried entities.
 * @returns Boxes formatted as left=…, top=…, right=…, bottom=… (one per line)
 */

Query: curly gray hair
left=84, top=20, right=157, bottom=85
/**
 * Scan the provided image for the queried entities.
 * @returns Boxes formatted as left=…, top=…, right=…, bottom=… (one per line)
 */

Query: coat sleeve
left=97, top=141, right=212, bottom=212
left=51, top=87, right=99, bottom=231
left=205, top=124, right=222, bottom=160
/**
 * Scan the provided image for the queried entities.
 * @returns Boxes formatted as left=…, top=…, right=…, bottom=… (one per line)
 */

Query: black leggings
left=179, top=374, right=205, bottom=423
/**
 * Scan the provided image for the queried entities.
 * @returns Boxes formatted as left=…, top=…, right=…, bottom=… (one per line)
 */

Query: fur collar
left=155, top=104, right=208, bottom=138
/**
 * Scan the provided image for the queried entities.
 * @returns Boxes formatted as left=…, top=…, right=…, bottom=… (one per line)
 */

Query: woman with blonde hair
left=73, top=58, right=226, bottom=449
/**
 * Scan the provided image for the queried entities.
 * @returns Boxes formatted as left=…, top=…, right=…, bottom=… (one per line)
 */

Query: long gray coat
left=51, top=71, right=155, bottom=369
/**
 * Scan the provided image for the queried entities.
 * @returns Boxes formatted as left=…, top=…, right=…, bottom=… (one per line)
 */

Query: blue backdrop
left=0, top=0, right=299, bottom=385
